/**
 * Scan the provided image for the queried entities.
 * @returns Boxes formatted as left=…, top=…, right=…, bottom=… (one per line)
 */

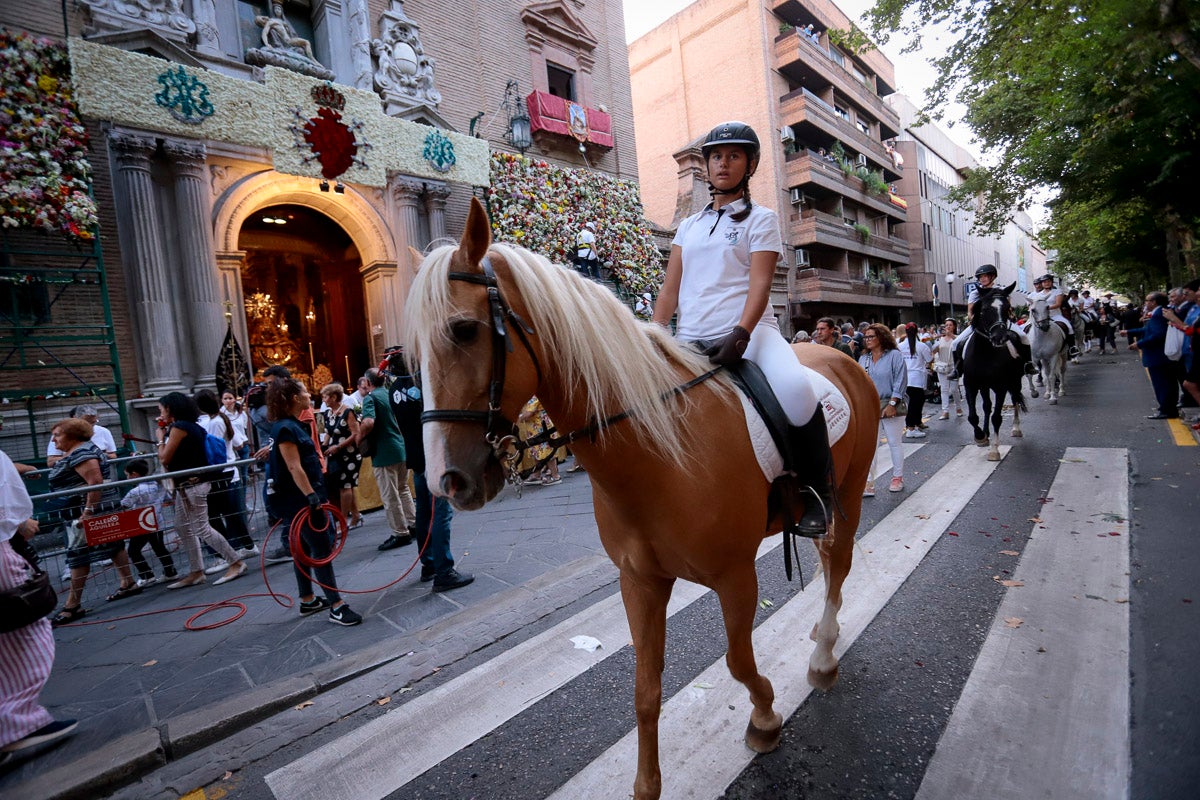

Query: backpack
left=203, top=433, right=228, bottom=467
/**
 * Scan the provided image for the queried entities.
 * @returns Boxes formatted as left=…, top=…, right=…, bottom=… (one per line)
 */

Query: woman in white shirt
left=899, top=322, right=933, bottom=438
left=929, top=319, right=963, bottom=419
left=653, top=121, right=832, bottom=536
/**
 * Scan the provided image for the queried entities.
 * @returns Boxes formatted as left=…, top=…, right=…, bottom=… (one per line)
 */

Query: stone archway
left=212, top=171, right=402, bottom=363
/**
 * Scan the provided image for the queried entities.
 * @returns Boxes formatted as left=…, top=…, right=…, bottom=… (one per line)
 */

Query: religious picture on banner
left=567, top=102, right=589, bottom=143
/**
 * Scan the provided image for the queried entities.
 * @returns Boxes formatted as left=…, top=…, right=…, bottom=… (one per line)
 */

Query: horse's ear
left=407, top=246, right=424, bottom=273
left=459, top=197, right=492, bottom=271
left=1003, top=282, right=1016, bottom=295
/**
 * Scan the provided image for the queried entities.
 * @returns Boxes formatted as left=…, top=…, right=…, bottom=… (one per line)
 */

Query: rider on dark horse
left=950, top=264, right=1033, bottom=379
left=653, top=121, right=833, bottom=537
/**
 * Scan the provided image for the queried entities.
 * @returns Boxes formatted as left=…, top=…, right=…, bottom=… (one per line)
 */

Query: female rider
left=652, top=121, right=832, bottom=536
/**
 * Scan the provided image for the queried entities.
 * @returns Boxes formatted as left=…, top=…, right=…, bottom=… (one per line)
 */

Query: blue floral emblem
left=422, top=130, right=456, bottom=173
left=154, top=66, right=214, bottom=125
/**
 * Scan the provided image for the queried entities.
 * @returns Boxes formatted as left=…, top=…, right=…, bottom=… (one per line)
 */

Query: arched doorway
left=237, top=205, right=371, bottom=387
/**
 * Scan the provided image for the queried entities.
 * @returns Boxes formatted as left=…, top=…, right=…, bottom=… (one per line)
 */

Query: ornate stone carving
left=108, top=131, right=158, bottom=166
left=371, top=1, right=442, bottom=116
left=163, top=140, right=207, bottom=177
left=245, top=1, right=335, bottom=80
left=390, top=175, right=425, bottom=203
left=78, top=0, right=195, bottom=42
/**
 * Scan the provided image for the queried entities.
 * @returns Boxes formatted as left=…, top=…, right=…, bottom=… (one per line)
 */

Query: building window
left=923, top=223, right=932, bottom=251
left=855, top=119, right=869, bottom=135
left=547, top=63, right=576, bottom=101
left=834, top=104, right=849, bottom=121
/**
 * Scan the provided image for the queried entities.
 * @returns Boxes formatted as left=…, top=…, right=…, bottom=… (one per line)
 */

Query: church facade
left=1, top=0, right=639, bottom=447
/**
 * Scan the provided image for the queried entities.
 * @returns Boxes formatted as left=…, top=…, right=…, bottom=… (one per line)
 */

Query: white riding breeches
left=743, top=323, right=818, bottom=426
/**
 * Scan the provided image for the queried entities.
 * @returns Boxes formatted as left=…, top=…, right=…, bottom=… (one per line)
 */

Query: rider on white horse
left=950, top=264, right=1030, bottom=378
left=1028, top=273, right=1074, bottom=334
left=654, top=121, right=833, bottom=537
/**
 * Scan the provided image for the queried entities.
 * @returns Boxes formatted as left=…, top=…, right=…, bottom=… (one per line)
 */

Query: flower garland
left=0, top=30, right=97, bottom=240
left=486, top=152, right=664, bottom=296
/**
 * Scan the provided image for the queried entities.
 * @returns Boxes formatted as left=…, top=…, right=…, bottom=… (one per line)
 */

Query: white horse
left=1027, top=297, right=1068, bottom=404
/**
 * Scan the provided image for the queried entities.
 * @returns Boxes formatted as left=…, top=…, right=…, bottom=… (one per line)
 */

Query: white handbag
left=1165, top=325, right=1185, bottom=361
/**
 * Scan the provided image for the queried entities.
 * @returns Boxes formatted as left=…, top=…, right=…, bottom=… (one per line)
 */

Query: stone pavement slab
left=0, top=470, right=608, bottom=799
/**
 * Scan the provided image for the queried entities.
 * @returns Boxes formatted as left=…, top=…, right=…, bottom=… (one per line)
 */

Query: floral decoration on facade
left=154, top=64, right=214, bottom=124
left=487, top=152, right=663, bottom=296
left=289, top=83, right=369, bottom=180
left=0, top=30, right=98, bottom=240
left=422, top=129, right=455, bottom=173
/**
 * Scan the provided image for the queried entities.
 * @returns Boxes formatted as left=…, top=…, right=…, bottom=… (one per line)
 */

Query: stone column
left=345, top=0, right=374, bottom=90
left=312, top=0, right=353, bottom=83
left=424, top=181, right=452, bottom=244
left=166, top=140, right=224, bottom=390
left=215, top=250, right=252, bottom=372
left=360, top=260, right=401, bottom=361
left=109, top=132, right=184, bottom=395
left=390, top=175, right=426, bottom=256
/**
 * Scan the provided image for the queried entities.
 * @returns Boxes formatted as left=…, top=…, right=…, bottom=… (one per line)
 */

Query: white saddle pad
left=741, top=365, right=851, bottom=482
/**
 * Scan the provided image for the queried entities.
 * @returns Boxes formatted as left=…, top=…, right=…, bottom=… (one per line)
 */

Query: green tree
left=864, top=0, right=1200, bottom=290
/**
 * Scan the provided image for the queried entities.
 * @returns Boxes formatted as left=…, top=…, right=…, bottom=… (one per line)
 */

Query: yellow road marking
left=1167, top=418, right=1198, bottom=446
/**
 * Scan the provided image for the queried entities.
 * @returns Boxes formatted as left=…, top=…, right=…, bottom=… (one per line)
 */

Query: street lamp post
left=946, top=273, right=956, bottom=322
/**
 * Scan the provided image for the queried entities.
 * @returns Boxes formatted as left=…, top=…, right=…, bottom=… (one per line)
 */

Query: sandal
left=106, top=583, right=143, bottom=602
left=51, top=606, right=86, bottom=627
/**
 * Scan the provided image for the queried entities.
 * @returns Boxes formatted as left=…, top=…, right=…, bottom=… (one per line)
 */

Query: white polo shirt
left=672, top=199, right=782, bottom=340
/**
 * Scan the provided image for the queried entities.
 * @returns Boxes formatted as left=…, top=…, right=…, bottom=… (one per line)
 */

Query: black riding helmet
left=700, top=121, right=761, bottom=158
left=700, top=122, right=760, bottom=218
left=1038, top=273, right=1055, bottom=284
left=975, top=264, right=998, bottom=279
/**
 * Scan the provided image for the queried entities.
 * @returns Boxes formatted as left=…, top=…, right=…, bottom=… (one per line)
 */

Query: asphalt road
left=9, top=347, right=1199, bottom=800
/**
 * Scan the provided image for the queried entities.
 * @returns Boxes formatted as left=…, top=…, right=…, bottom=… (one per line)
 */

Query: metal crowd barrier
left=24, top=459, right=272, bottom=607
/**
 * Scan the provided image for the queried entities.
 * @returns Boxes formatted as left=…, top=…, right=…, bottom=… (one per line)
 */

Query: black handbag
left=0, top=557, right=58, bottom=633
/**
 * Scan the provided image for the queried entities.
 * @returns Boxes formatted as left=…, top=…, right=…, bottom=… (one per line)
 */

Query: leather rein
left=419, top=255, right=721, bottom=487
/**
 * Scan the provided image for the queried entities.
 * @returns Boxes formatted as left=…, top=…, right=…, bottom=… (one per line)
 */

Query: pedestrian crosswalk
left=265, top=445, right=1131, bottom=800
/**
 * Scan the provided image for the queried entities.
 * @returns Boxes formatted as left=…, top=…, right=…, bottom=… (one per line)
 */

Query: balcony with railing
left=770, top=0, right=898, bottom=90
left=789, top=208, right=911, bottom=264
left=785, top=150, right=906, bottom=221
left=773, top=33, right=900, bottom=137
left=791, top=267, right=914, bottom=308
left=779, top=88, right=898, bottom=179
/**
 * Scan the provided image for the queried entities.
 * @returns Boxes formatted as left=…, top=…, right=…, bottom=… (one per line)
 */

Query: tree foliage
left=864, top=0, right=1200, bottom=291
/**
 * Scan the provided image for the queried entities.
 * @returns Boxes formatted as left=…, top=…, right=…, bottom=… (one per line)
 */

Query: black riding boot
left=787, top=406, right=834, bottom=538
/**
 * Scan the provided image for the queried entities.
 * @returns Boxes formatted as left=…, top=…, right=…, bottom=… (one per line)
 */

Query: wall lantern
left=503, top=79, right=533, bottom=155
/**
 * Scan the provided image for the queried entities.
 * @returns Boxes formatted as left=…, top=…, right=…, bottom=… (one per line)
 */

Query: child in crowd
left=121, top=459, right=176, bottom=588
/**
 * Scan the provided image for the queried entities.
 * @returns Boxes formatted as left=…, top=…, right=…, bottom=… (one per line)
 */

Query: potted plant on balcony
left=853, top=222, right=871, bottom=243
left=779, top=22, right=794, bottom=35
left=863, top=170, right=889, bottom=196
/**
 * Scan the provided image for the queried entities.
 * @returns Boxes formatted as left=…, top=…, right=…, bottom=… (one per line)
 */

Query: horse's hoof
left=1049, top=398, right=1058, bottom=405
left=1030, top=390, right=1039, bottom=398
left=807, top=664, right=839, bottom=691
left=1011, top=429, right=1023, bottom=438
left=987, top=450, right=1001, bottom=462
left=974, top=438, right=989, bottom=447
left=745, top=712, right=783, bottom=753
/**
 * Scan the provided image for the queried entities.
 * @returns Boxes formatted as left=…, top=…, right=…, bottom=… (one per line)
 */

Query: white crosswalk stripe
left=266, top=444, right=1132, bottom=800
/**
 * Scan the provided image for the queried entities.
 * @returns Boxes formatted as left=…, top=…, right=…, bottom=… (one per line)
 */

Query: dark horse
left=961, top=282, right=1025, bottom=461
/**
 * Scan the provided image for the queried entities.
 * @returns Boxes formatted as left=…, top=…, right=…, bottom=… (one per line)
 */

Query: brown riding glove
left=705, top=325, right=751, bottom=367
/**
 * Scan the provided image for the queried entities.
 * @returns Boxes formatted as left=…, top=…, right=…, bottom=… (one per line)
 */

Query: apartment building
left=629, top=0, right=912, bottom=332
left=887, top=93, right=1046, bottom=321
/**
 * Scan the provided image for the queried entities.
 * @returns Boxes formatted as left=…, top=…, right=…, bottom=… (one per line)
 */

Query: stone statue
left=77, top=0, right=195, bottom=41
left=245, top=1, right=334, bottom=80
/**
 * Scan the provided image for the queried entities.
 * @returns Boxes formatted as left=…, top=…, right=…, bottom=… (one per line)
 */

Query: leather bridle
left=418, top=253, right=721, bottom=488
left=419, top=256, right=543, bottom=451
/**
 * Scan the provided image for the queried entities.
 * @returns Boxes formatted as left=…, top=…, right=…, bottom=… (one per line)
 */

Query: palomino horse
left=404, top=199, right=879, bottom=800
left=961, top=283, right=1025, bottom=461
left=1028, top=297, right=1069, bottom=404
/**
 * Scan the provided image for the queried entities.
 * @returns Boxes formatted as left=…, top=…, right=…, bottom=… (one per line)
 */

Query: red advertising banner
left=83, top=506, right=159, bottom=546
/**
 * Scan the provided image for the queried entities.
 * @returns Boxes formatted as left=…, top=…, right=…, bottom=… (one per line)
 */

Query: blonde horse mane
left=402, top=242, right=730, bottom=464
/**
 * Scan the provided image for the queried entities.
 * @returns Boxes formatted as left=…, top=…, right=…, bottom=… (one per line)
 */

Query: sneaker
left=432, top=569, right=475, bottom=592
left=904, top=429, right=926, bottom=439
left=265, top=548, right=292, bottom=565
left=237, top=545, right=260, bottom=560
left=956, top=407, right=964, bottom=416
left=299, top=597, right=332, bottom=616
left=888, top=477, right=904, bottom=493
left=328, top=604, right=363, bottom=626
left=862, top=484, right=876, bottom=498
left=1, top=719, right=78, bottom=753
left=135, top=576, right=159, bottom=589
left=938, top=411, right=950, bottom=420
left=204, top=559, right=230, bottom=575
